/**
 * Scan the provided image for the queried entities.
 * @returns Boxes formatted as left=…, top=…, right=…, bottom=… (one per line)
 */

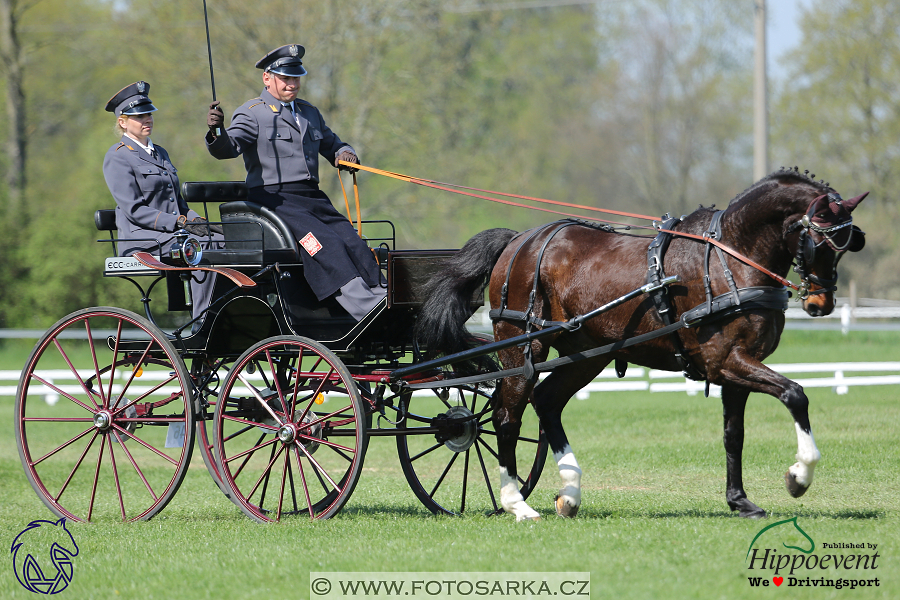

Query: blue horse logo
left=11, top=518, right=79, bottom=594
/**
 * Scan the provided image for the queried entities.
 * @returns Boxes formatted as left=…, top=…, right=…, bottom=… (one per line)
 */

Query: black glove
left=207, top=101, right=224, bottom=132
left=336, top=150, right=359, bottom=172
left=180, top=216, right=224, bottom=236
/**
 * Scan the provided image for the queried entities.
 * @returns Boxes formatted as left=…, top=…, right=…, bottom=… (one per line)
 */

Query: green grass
left=1, top=330, right=898, bottom=599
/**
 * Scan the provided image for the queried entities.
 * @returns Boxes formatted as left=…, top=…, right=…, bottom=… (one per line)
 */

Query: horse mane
left=728, top=167, right=832, bottom=207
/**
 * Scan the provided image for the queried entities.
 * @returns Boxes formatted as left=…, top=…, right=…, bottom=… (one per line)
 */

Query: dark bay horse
left=416, top=170, right=867, bottom=520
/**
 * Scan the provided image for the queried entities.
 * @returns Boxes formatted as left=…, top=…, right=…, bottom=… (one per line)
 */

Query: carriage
left=14, top=167, right=868, bottom=523
left=14, top=180, right=550, bottom=523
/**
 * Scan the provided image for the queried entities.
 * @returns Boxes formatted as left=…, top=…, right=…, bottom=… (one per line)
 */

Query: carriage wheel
left=396, top=383, right=548, bottom=516
left=191, top=357, right=235, bottom=501
left=14, top=307, right=194, bottom=523
left=213, top=336, right=367, bottom=522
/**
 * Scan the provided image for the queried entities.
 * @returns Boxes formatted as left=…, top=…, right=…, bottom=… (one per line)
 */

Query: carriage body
left=14, top=181, right=547, bottom=523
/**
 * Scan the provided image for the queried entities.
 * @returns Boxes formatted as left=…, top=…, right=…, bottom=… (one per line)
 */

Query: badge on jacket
left=300, top=232, right=323, bottom=256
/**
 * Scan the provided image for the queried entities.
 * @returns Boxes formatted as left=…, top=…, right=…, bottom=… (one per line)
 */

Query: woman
left=103, top=81, right=222, bottom=324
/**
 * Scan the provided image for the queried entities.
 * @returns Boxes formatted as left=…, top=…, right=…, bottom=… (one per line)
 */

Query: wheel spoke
left=110, top=423, right=180, bottom=466
left=107, top=434, right=127, bottom=521
left=31, top=426, right=96, bottom=466
left=276, top=449, right=289, bottom=521
left=474, top=438, right=499, bottom=512
left=113, top=430, right=158, bottom=501
left=55, top=430, right=100, bottom=502
left=258, top=442, right=279, bottom=513
left=429, top=451, right=459, bottom=499
left=224, top=436, right=278, bottom=465
left=293, top=446, right=315, bottom=520
left=52, top=337, right=101, bottom=411
left=237, top=372, right=284, bottom=426
left=296, top=441, right=339, bottom=490
left=460, top=449, right=470, bottom=514
left=247, top=443, right=284, bottom=503
left=87, top=434, right=106, bottom=522
left=28, top=373, right=97, bottom=414
left=232, top=434, right=268, bottom=480
left=106, top=319, right=123, bottom=409
left=84, top=320, right=107, bottom=408
left=410, top=441, right=444, bottom=463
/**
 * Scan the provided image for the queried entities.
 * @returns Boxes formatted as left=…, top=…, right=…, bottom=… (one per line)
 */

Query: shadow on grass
left=566, top=506, right=886, bottom=521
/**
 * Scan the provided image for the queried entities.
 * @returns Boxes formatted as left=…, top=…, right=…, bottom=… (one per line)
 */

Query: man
left=205, top=44, right=384, bottom=321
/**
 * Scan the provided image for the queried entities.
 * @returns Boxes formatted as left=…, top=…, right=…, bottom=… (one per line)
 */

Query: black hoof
left=784, top=471, right=809, bottom=498
left=729, top=498, right=767, bottom=519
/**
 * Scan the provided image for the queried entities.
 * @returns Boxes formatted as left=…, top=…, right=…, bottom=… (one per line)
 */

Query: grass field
left=1, top=329, right=898, bottom=599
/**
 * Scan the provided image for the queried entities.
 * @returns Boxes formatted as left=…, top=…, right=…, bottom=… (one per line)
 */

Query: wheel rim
left=214, top=337, right=366, bottom=522
left=15, top=308, right=194, bottom=523
left=397, top=385, right=547, bottom=516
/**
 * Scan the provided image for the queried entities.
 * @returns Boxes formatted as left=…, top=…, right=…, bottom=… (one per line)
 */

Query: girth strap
left=645, top=215, right=705, bottom=381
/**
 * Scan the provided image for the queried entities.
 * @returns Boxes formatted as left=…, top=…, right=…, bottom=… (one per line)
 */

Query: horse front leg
left=721, top=385, right=766, bottom=518
left=718, top=348, right=821, bottom=506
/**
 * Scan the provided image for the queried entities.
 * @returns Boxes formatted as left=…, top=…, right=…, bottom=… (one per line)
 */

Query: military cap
left=105, top=81, right=157, bottom=117
left=256, top=44, right=307, bottom=77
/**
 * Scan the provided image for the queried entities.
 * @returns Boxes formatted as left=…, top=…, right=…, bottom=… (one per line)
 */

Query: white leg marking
left=500, top=467, right=540, bottom=521
left=554, top=445, right=582, bottom=516
left=788, top=423, right=821, bottom=487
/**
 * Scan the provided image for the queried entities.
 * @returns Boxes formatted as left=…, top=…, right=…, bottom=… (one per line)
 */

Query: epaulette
left=248, top=98, right=265, bottom=109
left=115, top=142, right=126, bottom=151
left=295, top=98, right=313, bottom=108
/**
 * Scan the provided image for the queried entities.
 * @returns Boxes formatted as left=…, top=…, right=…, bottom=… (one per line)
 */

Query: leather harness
left=486, top=212, right=790, bottom=387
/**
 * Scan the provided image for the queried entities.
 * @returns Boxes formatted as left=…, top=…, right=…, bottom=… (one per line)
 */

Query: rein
left=338, top=161, right=852, bottom=296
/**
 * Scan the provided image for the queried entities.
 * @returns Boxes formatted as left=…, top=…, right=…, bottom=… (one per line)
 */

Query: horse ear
left=843, top=192, right=868, bottom=212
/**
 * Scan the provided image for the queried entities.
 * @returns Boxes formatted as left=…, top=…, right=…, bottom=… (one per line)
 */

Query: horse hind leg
left=553, top=445, right=582, bottom=518
left=493, top=367, right=541, bottom=521
left=533, top=361, right=605, bottom=518
left=722, top=385, right=766, bottom=518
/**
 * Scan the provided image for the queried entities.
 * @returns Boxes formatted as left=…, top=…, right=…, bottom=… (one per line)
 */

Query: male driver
left=206, top=44, right=384, bottom=320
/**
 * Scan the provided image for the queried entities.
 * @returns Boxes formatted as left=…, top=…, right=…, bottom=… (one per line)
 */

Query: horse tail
left=416, top=228, right=518, bottom=361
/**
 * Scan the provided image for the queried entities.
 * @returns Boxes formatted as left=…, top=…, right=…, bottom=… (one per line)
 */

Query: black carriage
left=14, top=182, right=547, bottom=523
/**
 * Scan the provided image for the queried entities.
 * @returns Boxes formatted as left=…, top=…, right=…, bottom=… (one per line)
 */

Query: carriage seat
left=181, top=181, right=301, bottom=266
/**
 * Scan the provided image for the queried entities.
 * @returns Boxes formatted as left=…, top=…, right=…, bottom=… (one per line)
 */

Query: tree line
left=0, top=0, right=897, bottom=329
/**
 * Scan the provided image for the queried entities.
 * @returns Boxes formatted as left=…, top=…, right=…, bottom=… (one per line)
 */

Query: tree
left=772, top=0, right=900, bottom=298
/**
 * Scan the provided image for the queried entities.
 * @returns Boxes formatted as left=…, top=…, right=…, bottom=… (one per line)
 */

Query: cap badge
left=137, top=81, right=146, bottom=93
left=290, top=45, right=298, bottom=56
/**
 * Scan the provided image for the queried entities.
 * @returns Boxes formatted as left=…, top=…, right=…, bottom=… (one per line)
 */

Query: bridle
left=787, top=193, right=857, bottom=299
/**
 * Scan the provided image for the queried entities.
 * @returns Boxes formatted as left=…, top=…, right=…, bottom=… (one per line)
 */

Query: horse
left=415, top=169, right=867, bottom=520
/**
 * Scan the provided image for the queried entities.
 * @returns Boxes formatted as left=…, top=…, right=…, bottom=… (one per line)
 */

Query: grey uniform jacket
left=205, top=88, right=352, bottom=188
left=103, top=136, right=200, bottom=255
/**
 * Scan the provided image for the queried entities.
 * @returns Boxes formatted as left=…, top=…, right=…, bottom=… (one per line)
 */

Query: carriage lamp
left=170, top=230, right=203, bottom=266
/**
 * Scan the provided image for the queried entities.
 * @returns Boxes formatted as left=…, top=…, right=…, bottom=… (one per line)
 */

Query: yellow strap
left=353, top=171, right=362, bottom=237
left=337, top=170, right=360, bottom=238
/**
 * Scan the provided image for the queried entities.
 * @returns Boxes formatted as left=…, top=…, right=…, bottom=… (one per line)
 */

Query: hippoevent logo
left=745, top=517, right=880, bottom=590
left=11, top=518, right=80, bottom=594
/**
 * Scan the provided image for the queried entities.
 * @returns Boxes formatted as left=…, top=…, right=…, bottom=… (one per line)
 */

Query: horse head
left=791, top=191, right=867, bottom=316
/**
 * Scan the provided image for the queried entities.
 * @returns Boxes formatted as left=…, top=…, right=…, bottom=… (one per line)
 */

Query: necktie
left=150, top=147, right=158, bottom=161
left=285, top=102, right=300, bottom=127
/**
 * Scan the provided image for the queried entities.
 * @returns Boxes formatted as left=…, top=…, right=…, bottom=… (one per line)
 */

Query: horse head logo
left=10, top=518, right=79, bottom=594
left=746, top=516, right=815, bottom=561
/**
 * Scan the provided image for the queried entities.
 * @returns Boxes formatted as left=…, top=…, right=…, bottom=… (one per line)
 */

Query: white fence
left=4, top=362, right=899, bottom=405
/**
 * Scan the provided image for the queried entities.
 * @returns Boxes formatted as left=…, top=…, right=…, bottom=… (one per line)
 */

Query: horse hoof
left=784, top=470, right=809, bottom=498
left=740, top=507, right=767, bottom=519
left=555, top=495, right=579, bottom=518
left=516, top=515, right=541, bottom=523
